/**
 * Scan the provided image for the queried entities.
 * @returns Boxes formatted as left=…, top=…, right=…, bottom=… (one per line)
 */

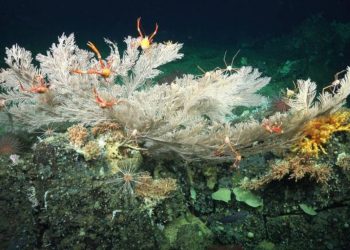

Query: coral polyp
left=111, top=163, right=151, bottom=196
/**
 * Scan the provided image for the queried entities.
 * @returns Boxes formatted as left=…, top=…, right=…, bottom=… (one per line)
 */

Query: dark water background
left=1, top=0, right=349, bottom=48
left=1, top=0, right=350, bottom=85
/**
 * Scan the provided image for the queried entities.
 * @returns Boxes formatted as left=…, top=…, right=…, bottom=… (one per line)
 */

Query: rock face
left=0, top=134, right=209, bottom=250
left=1, top=131, right=350, bottom=249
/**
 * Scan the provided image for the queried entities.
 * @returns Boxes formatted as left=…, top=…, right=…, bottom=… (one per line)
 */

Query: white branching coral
left=0, top=33, right=349, bottom=162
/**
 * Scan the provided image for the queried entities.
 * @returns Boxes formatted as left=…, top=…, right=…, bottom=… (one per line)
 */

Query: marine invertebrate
left=221, top=50, right=240, bottom=74
left=70, top=41, right=114, bottom=80
left=0, top=30, right=350, bottom=162
left=293, top=110, right=350, bottom=157
left=214, top=136, right=241, bottom=170
left=91, top=122, right=121, bottom=136
left=210, top=50, right=240, bottom=75
left=322, top=69, right=347, bottom=94
left=93, top=87, right=124, bottom=108
left=136, top=17, right=158, bottom=50
left=336, top=152, right=350, bottom=171
left=241, top=155, right=332, bottom=190
left=135, top=174, right=177, bottom=200
left=35, top=125, right=57, bottom=139
left=67, top=124, right=89, bottom=147
left=105, top=130, right=141, bottom=160
left=111, top=163, right=151, bottom=195
left=9, top=154, right=20, bottom=165
left=19, top=75, right=49, bottom=94
left=82, top=141, right=101, bottom=160
left=261, top=119, right=284, bottom=134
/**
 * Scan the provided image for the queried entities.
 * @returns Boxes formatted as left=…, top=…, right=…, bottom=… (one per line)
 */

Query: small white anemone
left=111, top=162, right=151, bottom=196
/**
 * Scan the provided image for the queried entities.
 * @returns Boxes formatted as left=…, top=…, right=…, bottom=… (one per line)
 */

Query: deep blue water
left=1, top=0, right=349, bottom=49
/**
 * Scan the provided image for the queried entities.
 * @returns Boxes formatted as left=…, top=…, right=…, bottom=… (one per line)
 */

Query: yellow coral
left=294, top=111, right=350, bottom=157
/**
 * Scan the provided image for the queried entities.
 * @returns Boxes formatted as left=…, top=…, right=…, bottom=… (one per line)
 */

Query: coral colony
left=2, top=15, right=350, bottom=250
left=0, top=17, right=350, bottom=170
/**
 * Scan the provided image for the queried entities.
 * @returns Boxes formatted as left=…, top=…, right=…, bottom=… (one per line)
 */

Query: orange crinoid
left=294, top=110, right=350, bottom=157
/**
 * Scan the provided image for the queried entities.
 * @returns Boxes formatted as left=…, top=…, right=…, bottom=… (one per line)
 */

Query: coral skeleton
left=1, top=33, right=350, bottom=162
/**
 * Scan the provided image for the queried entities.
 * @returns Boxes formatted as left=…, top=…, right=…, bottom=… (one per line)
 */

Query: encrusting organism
left=293, top=110, right=350, bottom=158
left=67, top=124, right=89, bottom=147
left=336, top=152, right=350, bottom=171
left=241, top=155, right=332, bottom=190
left=91, top=122, right=121, bottom=136
left=82, top=141, right=101, bottom=161
left=135, top=173, right=177, bottom=200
